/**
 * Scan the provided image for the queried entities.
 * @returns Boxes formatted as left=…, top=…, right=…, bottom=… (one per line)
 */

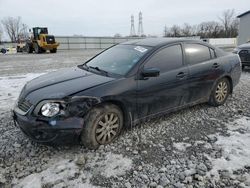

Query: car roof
left=121, top=38, right=203, bottom=47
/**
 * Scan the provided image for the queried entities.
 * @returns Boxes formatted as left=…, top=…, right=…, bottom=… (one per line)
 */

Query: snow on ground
left=207, top=116, right=250, bottom=180
left=96, top=152, right=132, bottom=178
left=173, top=142, right=191, bottom=152
left=13, top=153, right=132, bottom=188
left=14, top=159, right=94, bottom=188
left=0, top=73, right=44, bottom=111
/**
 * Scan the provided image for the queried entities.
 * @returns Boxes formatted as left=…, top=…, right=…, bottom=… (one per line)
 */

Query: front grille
left=239, top=50, right=250, bottom=62
left=46, top=35, right=55, bottom=44
left=18, top=99, right=32, bottom=113
left=239, top=50, right=249, bottom=55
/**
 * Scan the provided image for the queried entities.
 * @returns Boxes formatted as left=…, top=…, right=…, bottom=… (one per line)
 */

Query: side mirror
left=141, top=67, right=160, bottom=78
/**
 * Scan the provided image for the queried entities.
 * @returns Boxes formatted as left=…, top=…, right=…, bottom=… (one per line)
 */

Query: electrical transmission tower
left=138, top=12, right=144, bottom=36
left=130, top=15, right=136, bottom=36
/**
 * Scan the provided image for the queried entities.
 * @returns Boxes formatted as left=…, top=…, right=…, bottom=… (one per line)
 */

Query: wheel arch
left=97, top=100, right=132, bottom=128
left=211, top=75, right=233, bottom=95
left=224, top=75, right=233, bottom=94
left=208, top=75, right=233, bottom=106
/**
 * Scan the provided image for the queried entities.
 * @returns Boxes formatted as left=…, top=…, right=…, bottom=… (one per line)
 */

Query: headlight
left=41, top=102, right=60, bottom=117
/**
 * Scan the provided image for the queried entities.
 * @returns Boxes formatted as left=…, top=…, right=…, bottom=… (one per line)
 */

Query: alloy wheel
left=215, top=80, right=228, bottom=103
left=95, top=113, right=120, bottom=144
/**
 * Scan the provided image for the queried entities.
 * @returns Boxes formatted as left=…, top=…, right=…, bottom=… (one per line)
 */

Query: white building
left=237, top=10, right=250, bottom=45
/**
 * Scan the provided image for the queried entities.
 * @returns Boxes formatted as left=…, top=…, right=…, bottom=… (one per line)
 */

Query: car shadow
left=242, top=67, right=250, bottom=73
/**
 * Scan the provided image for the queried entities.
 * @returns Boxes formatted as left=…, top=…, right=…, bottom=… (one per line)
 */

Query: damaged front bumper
left=12, top=110, right=84, bottom=144
left=12, top=95, right=100, bottom=144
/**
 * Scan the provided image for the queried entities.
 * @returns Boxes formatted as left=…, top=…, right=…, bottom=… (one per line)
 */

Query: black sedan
left=233, top=42, right=250, bottom=69
left=13, top=38, right=241, bottom=149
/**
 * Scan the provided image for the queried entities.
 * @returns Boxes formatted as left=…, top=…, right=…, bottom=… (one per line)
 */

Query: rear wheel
left=81, top=104, right=123, bottom=149
left=25, top=43, right=33, bottom=53
left=17, top=46, right=21, bottom=52
left=208, top=78, right=230, bottom=106
left=50, top=48, right=57, bottom=53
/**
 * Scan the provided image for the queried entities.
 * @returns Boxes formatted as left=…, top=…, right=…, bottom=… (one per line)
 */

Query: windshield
left=85, top=45, right=151, bottom=76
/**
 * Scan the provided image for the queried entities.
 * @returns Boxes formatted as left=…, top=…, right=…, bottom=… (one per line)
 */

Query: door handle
left=176, top=72, right=187, bottom=79
left=212, top=63, right=220, bottom=69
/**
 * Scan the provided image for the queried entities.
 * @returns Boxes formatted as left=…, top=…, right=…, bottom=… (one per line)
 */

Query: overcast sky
left=0, top=0, right=249, bottom=38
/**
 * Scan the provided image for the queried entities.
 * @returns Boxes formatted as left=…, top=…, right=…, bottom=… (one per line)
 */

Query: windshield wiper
left=86, top=65, right=109, bottom=76
left=82, top=64, right=89, bottom=70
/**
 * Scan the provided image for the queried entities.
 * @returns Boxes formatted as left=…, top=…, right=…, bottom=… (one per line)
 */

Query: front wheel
left=81, top=104, right=123, bottom=149
left=50, top=48, right=57, bottom=53
left=208, top=78, right=230, bottom=107
left=17, top=46, right=21, bottom=52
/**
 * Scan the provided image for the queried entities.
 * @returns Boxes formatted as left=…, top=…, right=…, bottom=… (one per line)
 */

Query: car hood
left=20, top=67, right=115, bottom=103
left=238, top=43, right=250, bottom=49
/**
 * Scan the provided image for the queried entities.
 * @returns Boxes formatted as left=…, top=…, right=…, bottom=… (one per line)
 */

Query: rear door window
left=185, top=43, right=211, bottom=64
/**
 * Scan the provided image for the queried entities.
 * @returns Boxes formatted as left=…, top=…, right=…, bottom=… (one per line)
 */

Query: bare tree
left=163, top=9, right=239, bottom=38
left=219, top=9, right=238, bottom=37
left=18, top=23, right=29, bottom=40
left=191, top=25, right=199, bottom=36
left=229, top=19, right=239, bottom=37
left=197, top=21, right=222, bottom=38
left=163, top=24, right=196, bottom=37
left=163, top=25, right=169, bottom=37
left=1, top=16, right=28, bottom=42
left=169, top=25, right=181, bottom=37
left=181, top=23, right=192, bottom=36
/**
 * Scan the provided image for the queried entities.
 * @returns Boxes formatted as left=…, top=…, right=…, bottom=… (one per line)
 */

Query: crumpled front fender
left=64, top=96, right=101, bottom=117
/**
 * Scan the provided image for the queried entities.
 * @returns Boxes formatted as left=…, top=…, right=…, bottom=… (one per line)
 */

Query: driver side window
left=144, top=44, right=183, bottom=73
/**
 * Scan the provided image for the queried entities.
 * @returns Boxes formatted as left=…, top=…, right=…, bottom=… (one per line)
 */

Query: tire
left=50, top=48, right=57, bottom=53
left=25, top=44, right=33, bottom=53
left=81, top=104, right=123, bottom=149
left=1, top=48, right=7, bottom=54
left=208, top=78, right=230, bottom=107
left=40, top=48, right=46, bottom=53
left=34, top=43, right=41, bottom=54
left=242, top=65, right=245, bottom=70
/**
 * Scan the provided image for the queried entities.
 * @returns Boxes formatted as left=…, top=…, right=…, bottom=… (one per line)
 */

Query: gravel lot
left=0, top=50, right=101, bottom=76
left=0, top=50, right=250, bottom=188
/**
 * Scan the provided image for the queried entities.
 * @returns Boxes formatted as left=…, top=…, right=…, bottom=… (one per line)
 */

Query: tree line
left=163, top=9, right=239, bottom=38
